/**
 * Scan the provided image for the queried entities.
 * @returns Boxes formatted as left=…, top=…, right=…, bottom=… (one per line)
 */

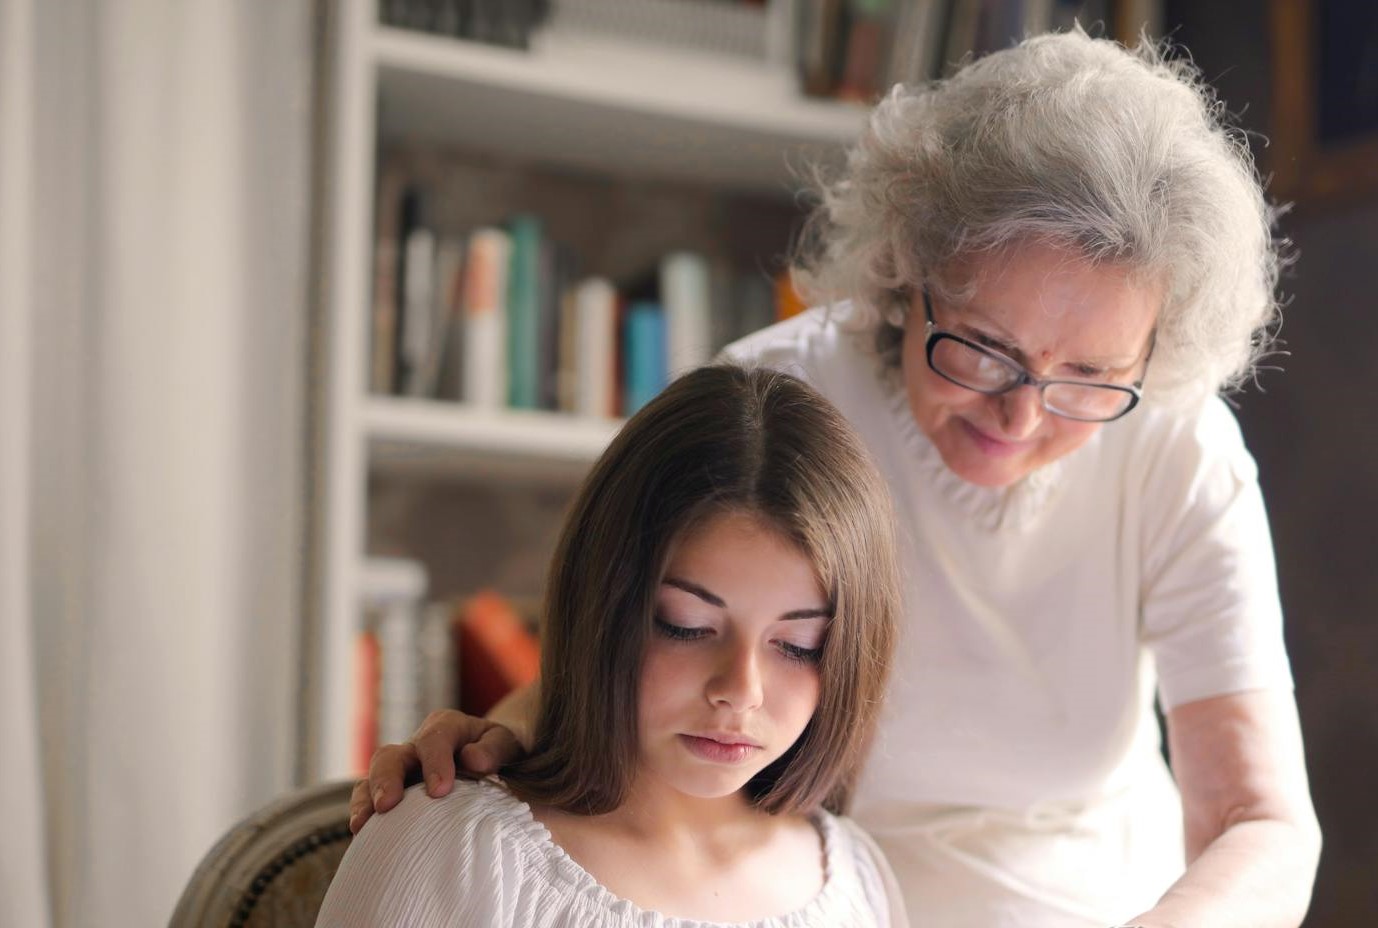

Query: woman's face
left=900, top=242, right=1161, bottom=488
left=637, top=510, right=827, bottom=803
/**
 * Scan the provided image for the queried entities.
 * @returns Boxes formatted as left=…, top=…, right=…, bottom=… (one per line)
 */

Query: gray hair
left=792, top=27, right=1283, bottom=405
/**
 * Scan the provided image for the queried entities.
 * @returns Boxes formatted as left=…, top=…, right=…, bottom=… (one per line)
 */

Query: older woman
left=353, top=29, right=1320, bottom=928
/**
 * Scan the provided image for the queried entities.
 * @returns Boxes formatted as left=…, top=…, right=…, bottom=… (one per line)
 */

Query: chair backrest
left=169, top=779, right=355, bottom=928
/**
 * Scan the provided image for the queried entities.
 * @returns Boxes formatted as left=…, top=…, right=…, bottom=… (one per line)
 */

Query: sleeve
left=839, top=817, right=911, bottom=928
left=1138, top=398, right=1294, bottom=711
left=314, top=784, right=515, bottom=927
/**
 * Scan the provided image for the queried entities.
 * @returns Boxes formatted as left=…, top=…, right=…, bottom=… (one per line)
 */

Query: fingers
left=459, top=724, right=524, bottom=774
left=348, top=778, right=374, bottom=835
left=355, top=710, right=526, bottom=830
left=412, top=709, right=485, bottom=796
left=366, top=740, right=419, bottom=815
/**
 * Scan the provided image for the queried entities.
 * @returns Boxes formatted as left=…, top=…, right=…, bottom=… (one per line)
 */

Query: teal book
left=622, top=301, right=667, bottom=416
left=506, top=214, right=542, bottom=409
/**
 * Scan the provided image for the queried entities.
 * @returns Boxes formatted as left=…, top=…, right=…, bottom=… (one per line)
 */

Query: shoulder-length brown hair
left=502, top=365, right=900, bottom=817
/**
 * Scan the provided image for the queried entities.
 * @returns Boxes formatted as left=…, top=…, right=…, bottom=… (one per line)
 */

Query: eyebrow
left=956, top=311, right=1139, bottom=370
left=661, top=577, right=832, bottom=620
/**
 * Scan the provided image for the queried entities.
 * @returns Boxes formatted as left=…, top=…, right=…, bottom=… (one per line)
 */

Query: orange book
left=352, top=630, right=380, bottom=776
left=775, top=270, right=808, bottom=321
left=456, top=591, right=541, bottom=717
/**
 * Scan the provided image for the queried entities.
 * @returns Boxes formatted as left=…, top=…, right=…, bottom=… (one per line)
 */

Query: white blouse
left=723, top=304, right=1294, bottom=926
left=316, top=780, right=908, bottom=927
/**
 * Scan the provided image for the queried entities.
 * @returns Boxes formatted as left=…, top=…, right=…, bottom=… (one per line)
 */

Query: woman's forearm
left=1127, top=815, right=1320, bottom=928
left=486, top=680, right=539, bottom=750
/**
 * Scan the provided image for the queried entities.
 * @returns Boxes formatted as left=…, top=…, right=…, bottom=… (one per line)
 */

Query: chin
left=668, top=770, right=759, bottom=800
left=937, top=442, right=1038, bottom=488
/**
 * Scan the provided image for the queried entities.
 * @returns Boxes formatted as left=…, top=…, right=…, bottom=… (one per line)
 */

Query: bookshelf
left=312, top=0, right=866, bottom=781
left=374, top=26, right=863, bottom=191
left=312, top=0, right=1161, bottom=783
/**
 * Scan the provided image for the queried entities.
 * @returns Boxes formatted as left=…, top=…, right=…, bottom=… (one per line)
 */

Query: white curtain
left=0, top=1, right=312, bottom=925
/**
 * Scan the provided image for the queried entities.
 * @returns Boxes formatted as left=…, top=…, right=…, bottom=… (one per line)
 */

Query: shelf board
left=372, top=26, right=866, bottom=194
left=364, top=396, right=623, bottom=482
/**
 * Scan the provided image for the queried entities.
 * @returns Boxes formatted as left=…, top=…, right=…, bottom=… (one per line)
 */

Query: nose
left=705, top=639, right=764, bottom=712
left=996, top=384, right=1044, bottom=439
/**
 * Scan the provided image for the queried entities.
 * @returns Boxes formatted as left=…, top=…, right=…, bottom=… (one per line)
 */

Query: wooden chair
left=169, top=780, right=355, bottom=928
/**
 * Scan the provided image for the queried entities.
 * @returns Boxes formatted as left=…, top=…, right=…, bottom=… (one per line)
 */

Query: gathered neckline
left=879, top=368, right=1068, bottom=534
left=477, top=778, right=844, bottom=927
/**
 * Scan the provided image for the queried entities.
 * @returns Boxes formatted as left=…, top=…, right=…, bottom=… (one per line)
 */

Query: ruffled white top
left=316, top=780, right=908, bottom=927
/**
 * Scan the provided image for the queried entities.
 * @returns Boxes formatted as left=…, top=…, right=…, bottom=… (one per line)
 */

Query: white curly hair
left=792, top=27, right=1284, bottom=405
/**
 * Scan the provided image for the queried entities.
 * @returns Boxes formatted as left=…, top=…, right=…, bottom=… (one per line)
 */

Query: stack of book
left=797, top=0, right=1111, bottom=103
left=353, top=580, right=542, bottom=774
left=356, top=558, right=444, bottom=771
left=379, top=0, right=551, bottom=49
left=370, top=182, right=801, bottom=418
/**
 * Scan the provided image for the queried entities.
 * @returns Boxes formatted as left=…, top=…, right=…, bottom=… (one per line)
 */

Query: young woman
left=317, top=365, right=908, bottom=927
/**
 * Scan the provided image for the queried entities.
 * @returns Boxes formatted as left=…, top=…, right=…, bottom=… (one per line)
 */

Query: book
left=888, top=0, right=944, bottom=85
left=418, top=601, right=458, bottom=716
left=774, top=268, right=808, bottom=322
left=506, top=214, right=543, bottom=410
left=352, top=630, right=380, bottom=776
left=537, top=241, right=574, bottom=410
left=836, top=0, right=898, bottom=103
left=455, top=591, right=541, bottom=718
left=570, top=276, right=618, bottom=418
left=557, top=283, right=580, bottom=414
left=394, top=186, right=431, bottom=393
left=361, top=557, right=430, bottom=748
left=369, top=166, right=407, bottom=395
left=410, top=235, right=466, bottom=398
left=735, top=271, right=778, bottom=342
left=940, top=0, right=982, bottom=75
left=460, top=227, right=512, bottom=410
left=622, top=301, right=668, bottom=415
left=796, top=0, right=847, bottom=97
left=660, top=251, right=714, bottom=379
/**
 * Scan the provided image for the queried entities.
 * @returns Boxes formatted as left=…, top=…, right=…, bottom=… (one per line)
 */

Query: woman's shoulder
left=719, top=302, right=896, bottom=427
left=1102, top=394, right=1257, bottom=492
left=376, top=777, right=534, bottom=839
left=815, top=811, right=911, bottom=928
left=317, top=780, right=550, bottom=925
left=719, top=303, right=874, bottom=379
left=347, top=777, right=555, bottom=887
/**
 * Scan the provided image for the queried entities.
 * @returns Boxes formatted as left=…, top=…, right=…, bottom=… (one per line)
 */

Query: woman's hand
left=347, top=709, right=526, bottom=834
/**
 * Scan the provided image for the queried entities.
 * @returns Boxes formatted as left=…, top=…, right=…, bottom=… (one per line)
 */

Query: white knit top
left=316, top=780, right=908, bottom=927
left=721, top=304, right=1294, bottom=926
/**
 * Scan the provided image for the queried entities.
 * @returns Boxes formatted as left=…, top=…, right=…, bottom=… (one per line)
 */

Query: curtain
left=0, top=1, right=312, bottom=924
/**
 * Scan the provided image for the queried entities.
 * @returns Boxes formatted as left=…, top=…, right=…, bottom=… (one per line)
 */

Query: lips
left=679, top=733, right=762, bottom=764
left=960, top=419, right=1028, bottom=458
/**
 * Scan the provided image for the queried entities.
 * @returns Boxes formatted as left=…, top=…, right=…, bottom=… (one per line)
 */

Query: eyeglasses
left=921, top=289, right=1149, bottom=423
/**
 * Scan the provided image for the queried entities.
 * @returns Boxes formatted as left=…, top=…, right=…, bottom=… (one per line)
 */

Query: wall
left=1167, top=2, right=1378, bottom=923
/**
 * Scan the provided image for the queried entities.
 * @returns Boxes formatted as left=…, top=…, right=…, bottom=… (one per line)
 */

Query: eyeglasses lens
left=930, top=338, right=1133, bottom=422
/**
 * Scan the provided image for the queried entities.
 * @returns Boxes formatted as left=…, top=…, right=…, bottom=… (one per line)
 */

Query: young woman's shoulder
left=315, top=779, right=543, bottom=926
left=821, top=812, right=912, bottom=928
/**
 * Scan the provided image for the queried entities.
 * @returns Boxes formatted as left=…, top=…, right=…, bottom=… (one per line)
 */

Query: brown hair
left=502, top=365, right=900, bottom=817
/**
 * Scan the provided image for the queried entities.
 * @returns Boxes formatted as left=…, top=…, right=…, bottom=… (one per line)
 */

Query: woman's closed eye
left=775, top=639, right=823, bottom=665
left=654, top=616, right=712, bottom=641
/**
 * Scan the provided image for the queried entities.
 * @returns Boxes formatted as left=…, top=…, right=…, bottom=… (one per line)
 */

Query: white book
left=461, top=227, right=512, bottom=409
left=573, top=277, right=617, bottom=419
left=660, top=251, right=713, bottom=379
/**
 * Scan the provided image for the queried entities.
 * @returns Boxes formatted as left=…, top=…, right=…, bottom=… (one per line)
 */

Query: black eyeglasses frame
left=919, top=288, right=1149, bottom=424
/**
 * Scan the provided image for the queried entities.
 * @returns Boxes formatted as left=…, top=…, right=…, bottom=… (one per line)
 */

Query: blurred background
left=2, top=0, right=1374, bottom=925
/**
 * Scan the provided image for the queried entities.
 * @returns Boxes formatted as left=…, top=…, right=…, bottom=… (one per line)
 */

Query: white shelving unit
left=314, top=0, right=865, bottom=781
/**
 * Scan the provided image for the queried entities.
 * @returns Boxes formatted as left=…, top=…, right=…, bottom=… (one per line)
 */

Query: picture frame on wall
left=1269, top=0, right=1378, bottom=206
